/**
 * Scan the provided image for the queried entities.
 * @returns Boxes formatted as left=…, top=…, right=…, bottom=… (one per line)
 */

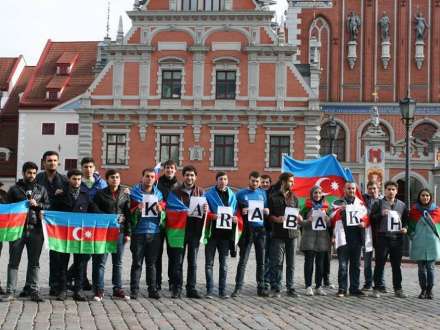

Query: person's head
left=367, top=181, right=379, bottom=199
left=81, top=157, right=96, bottom=179
left=182, top=165, right=197, bottom=188
left=384, top=180, right=398, bottom=200
left=67, top=169, right=82, bottom=189
left=310, top=186, right=323, bottom=202
left=248, top=171, right=261, bottom=190
left=418, top=188, right=433, bottom=207
left=260, top=174, right=272, bottom=191
left=162, top=160, right=177, bottom=179
left=141, top=168, right=156, bottom=189
left=278, top=172, right=294, bottom=192
left=105, top=169, right=120, bottom=189
left=22, top=162, right=38, bottom=183
left=344, top=181, right=357, bottom=198
left=42, top=151, right=59, bottom=172
left=216, top=171, right=228, bottom=191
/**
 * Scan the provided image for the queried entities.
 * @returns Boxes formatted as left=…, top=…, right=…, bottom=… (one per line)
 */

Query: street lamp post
left=328, top=116, right=338, bottom=155
left=399, top=97, right=416, bottom=208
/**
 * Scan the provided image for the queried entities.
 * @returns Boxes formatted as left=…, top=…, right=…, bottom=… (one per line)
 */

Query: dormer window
left=47, top=90, right=59, bottom=101
left=56, top=52, right=78, bottom=76
left=57, top=64, right=72, bottom=75
left=179, top=0, right=224, bottom=11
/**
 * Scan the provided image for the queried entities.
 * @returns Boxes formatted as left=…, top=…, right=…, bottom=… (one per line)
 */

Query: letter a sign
left=248, top=200, right=264, bottom=223
left=142, top=194, right=158, bottom=217
left=345, top=204, right=361, bottom=226
left=312, top=210, right=327, bottom=231
left=189, top=197, right=207, bottom=219
left=387, top=210, right=402, bottom=232
left=283, top=207, right=299, bottom=230
left=216, top=206, right=233, bottom=230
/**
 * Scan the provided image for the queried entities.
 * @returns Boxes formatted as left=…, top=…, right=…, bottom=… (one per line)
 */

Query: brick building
left=77, top=0, right=321, bottom=188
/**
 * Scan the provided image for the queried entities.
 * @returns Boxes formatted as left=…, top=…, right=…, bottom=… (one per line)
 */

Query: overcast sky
left=1, top=0, right=287, bottom=65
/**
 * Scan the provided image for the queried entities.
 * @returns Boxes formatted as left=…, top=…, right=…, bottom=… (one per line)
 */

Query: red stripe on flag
left=166, top=210, right=187, bottom=229
left=0, top=213, right=27, bottom=228
left=46, top=224, right=120, bottom=242
left=293, top=176, right=346, bottom=198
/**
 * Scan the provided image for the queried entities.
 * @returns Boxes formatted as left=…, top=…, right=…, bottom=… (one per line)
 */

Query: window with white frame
left=269, top=136, right=290, bottom=168
left=216, top=71, right=236, bottom=99
left=214, top=135, right=234, bottom=167
left=161, top=70, right=182, bottom=99
left=105, top=133, right=127, bottom=166
left=160, top=134, right=180, bottom=163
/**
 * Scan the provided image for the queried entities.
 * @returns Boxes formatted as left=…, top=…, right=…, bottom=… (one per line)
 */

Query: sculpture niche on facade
left=379, top=13, right=391, bottom=69
left=346, top=11, right=361, bottom=69
left=414, top=12, right=429, bottom=70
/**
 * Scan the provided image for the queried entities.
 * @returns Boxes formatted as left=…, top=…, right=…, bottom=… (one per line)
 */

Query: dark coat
left=36, top=171, right=68, bottom=203
left=51, top=186, right=100, bottom=213
left=157, top=175, right=179, bottom=201
left=269, top=189, right=300, bottom=239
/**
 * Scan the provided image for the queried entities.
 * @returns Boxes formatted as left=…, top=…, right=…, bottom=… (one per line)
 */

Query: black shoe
left=186, top=289, right=202, bottom=299
left=56, top=291, right=67, bottom=301
left=271, top=289, right=281, bottom=298
left=49, top=288, right=58, bottom=296
left=419, top=290, right=427, bottom=299
left=148, top=290, right=160, bottom=300
left=82, top=280, right=92, bottom=291
left=205, top=291, right=214, bottom=299
left=157, top=284, right=162, bottom=292
left=19, top=290, right=30, bottom=298
left=130, top=291, right=138, bottom=300
left=426, top=289, right=434, bottom=300
left=171, top=288, right=181, bottom=299
left=30, top=292, right=45, bottom=302
left=0, top=287, right=6, bottom=295
left=219, top=291, right=230, bottom=299
left=287, top=289, right=299, bottom=298
left=231, top=288, right=241, bottom=298
left=66, top=281, right=74, bottom=292
left=336, top=289, right=346, bottom=298
left=376, top=287, right=388, bottom=294
left=257, top=288, right=269, bottom=297
left=0, top=293, right=15, bottom=302
left=73, top=292, right=87, bottom=301
left=350, top=290, right=365, bottom=297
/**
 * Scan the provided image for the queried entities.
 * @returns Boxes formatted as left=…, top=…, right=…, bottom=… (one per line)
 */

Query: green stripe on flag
left=0, top=226, right=24, bottom=242
left=166, top=228, right=185, bottom=248
left=47, top=238, right=117, bottom=254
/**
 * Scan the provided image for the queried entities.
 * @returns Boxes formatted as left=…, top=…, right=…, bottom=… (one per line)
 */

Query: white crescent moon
left=314, top=177, right=331, bottom=196
left=72, top=227, right=82, bottom=241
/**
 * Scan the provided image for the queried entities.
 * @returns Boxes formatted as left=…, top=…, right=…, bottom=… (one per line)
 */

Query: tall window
left=160, top=134, right=180, bottom=163
left=413, top=122, right=438, bottom=155
left=269, top=136, right=290, bottom=168
left=42, top=123, right=55, bottom=135
left=214, top=135, right=234, bottom=167
left=320, top=121, right=346, bottom=161
left=106, top=134, right=127, bottom=165
left=162, top=70, right=182, bottom=99
left=216, top=71, right=236, bottom=99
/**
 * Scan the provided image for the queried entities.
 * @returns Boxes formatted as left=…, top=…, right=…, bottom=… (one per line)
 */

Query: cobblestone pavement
left=0, top=245, right=438, bottom=330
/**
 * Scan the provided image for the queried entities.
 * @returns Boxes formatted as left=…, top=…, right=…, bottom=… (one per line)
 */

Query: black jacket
left=94, top=186, right=131, bottom=235
left=51, top=186, right=99, bottom=213
left=36, top=171, right=68, bottom=203
left=268, top=189, right=300, bottom=239
left=157, top=175, right=179, bottom=201
left=7, top=180, right=50, bottom=227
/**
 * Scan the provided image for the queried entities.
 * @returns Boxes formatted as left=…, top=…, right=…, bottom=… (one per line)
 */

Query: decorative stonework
left=248, top=116, right=257, bottom=143
left=189, top=145, right=204, bottom=161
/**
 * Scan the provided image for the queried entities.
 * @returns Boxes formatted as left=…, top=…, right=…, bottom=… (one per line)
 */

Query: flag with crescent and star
left=282, top=154, right=354, bottom=208
left=0, top=201, right=28, bottom=241
left=42, top=211, right=120, bottom=254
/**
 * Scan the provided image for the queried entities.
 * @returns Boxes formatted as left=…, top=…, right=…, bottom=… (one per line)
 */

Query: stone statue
left=378, top=13, right=390, bottom=41
left=347, top=11, right=361, bottom=41
left=415, top=12, right=429, bottom=41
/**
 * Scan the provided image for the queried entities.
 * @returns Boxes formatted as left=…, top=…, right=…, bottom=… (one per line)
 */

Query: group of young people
left=0, top=151, right=439, bottom=303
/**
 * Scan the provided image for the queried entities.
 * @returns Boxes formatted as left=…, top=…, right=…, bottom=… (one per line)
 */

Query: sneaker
left=336, top=290, right=345, bottom=298
left=305, top=287, right=314, bottom=296
left=271, top=289, right=281, bottom=298
left=56, top=291, right=67, bottom=301
left=148, top=290, right=160, bottom=300
left=113, top=288, right=130, bottom=300
left=205, top=291, right=214, bottom=299
left=49, top=288, right=58, bottom=296
left=394, top=290, right=407, bottom=298
left=315, top=287, right=327, bottom=296
left=362, top=286, right=372, bottom=292
left=257, top=288, right=269, bottom=297
left=324, top=283, right=336, bottom=289
left=287, top=289, right=299, bottom=298
left=231, top=288, right=241, bottom=298
left=130, top=291, right=138, bottom=300
left=93, top=291, right=104, bottom=302
left=186, top=289, right=202, bottom=299
left=372, top=290, right=381, bottom=298
left=19, top=290, right=30, bottom=298
left=73, top=292, right=87, bottom=302
left=171, top=288, right=182, bottom=299
left=349, top=290, right=365, bottom=297
left=0, top=293, right=15, bottom=302
left=0, top=287, right=5, bottom=295
left=418, top=290, right=426, bottom=299
left=30, top=292, right=45, bottom=302
left=426, top=290, right=434, bottom=300
left=219, top=291, right=230, bottom=299
left=82, top=280, right=92, bottom=291
left=376, top=287, right=388, bottom=294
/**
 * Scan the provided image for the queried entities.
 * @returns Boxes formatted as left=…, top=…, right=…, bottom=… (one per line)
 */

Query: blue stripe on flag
left=44, top=211, right=119, bottom=228
left=0, top=201, right=28, bottom=214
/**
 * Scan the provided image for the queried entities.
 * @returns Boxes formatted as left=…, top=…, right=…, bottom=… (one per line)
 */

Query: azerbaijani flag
left=0, top=201, right=28, bottom=241
left=165, top=192, right=188, bottom=248
left=43, top=211, right=120, bottom=254
left=282, top=154, right=354, bottom=208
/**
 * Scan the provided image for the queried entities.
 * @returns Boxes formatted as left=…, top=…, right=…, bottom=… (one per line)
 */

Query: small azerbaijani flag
left=0, top=201, right=28, bottom=241
left=165, top=192, right=188, bottom=248
left=43, top=211, right=120, bottom=254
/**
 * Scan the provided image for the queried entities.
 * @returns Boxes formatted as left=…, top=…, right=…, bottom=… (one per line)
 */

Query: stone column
left=303, top=101, right=321, bottom=159
left=431, top=131, right=440, bottom=204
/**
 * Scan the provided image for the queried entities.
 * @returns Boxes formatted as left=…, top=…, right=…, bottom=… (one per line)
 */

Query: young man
left=331, top=182, right=369, bottom=297
left=205, top=172, right=238, bottom=299
left=370, top=180, right=409, bottom=298
left=129, top=168, right=164, bottom=300
left=167, top=165, right=207, bottom=299
left=51, top=169, right=100, bottom=301
left=232, top=171, right=269, bottom=297
left=1, top=162, right=50, bottom=302
left=36, top=151, right=68, bottom=296
left=92, top=169, right=131, bottom=301
left=268, top=172, right=302, bottom=298
left=156, top=160, right=179, bottom=291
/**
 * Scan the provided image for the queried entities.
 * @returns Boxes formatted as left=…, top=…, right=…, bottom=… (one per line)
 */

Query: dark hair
left=261, top=174, right=272, bottom=183
left=249, top=171, right=261, bottom=179
left=278, top=172, right=294, bottom=184
left=384, top=180, right=398, bottom=189
left=67, top=169, right=82, bottom=178
left=142, top=168, right=156, bottom=176
left=182, top=165, right=197, bottom=176
left=105, top=169, right=120, bottom=179
left=417, top=188, right=433, bottom=206
left=367, top=181, right=379, bottom=188
left=42, top=150, right=59, bottom=161
left=80, top=157, right=96, bottom=166
left=163, top=160, right=177, bottom=169
left=216, top=171, right=227, bottom=180
left=22, top=162, right=38, bottom=173
left=344, top=181, right=356, bottom=187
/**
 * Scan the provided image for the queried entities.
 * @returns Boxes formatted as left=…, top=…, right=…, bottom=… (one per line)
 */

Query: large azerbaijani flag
left=43, top=211, right=120, bottom=254
left=282, top=154, right=354, bottom=208
left=0, top=201, right=28, bottom=241
left=165, top=192, right=188, bottom=248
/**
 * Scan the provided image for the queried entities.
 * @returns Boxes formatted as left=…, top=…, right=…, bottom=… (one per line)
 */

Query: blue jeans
left=92, top=233, right=126, bottom=292
left=337, top=244, right=361, bottom=293
left=264, top=231, right=274, bottom=288
left=418, top=261, right=436, bottom=289
left=205, top=238, right=229, bottom=294
left=269, top=238, right=296, bottom=291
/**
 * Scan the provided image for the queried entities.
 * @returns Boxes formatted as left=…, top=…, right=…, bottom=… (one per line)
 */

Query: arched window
left=412, top=122, right=438, bottom=155
left=361, top=123, right=391, bottom=156
left=309, top=17, right=330, bottom=101
left=320, top=121, right=346, bottom=161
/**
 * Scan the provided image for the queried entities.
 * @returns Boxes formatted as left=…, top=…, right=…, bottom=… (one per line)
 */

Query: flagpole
left=199, top=210, right=208, bottom=245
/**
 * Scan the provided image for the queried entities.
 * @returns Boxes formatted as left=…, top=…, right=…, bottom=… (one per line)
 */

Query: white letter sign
left=189, top=197, right=207, bottom=219
left=312, top=210, right=327, bottom=231
left=216, top=206, right=233, bottom=230
left=248, top=200, right=264, bottom=223
left=283, top=207, right=299, bottom=230
left=387, top=210, right=402, bottom=232
left=345, top=204, right=361, bottom=226
left=142, top=194, right=159, bottom=217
